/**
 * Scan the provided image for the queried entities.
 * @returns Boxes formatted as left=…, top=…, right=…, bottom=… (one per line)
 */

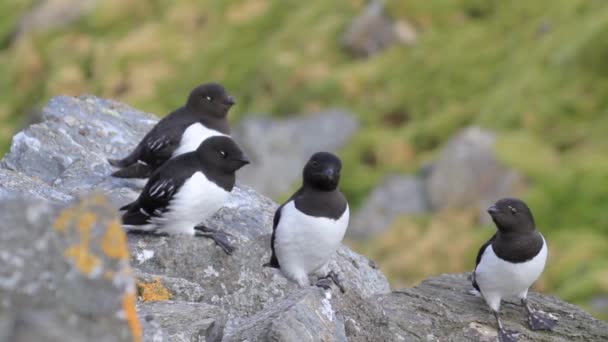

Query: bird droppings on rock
left=135, top=249, right=154, bottom=265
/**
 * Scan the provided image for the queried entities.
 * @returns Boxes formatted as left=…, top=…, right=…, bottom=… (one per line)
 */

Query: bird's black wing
left=265, top=188, right=302, bottom=268
left=472, top=233, right=496, bottom=291
left=112, top=113, right=190, bottom=172
left=137, top=122, right=184, bottom=167
left=121, top=156, right=193, bottom=226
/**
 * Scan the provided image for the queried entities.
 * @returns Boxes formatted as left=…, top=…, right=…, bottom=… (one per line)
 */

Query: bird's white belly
left=275, top=202, right=349, bottom=276
left=172, top=123, right=226, bottom=157
left=152, top=172, right=229, bottom=235
left=475, top=237, right=547, bottom=304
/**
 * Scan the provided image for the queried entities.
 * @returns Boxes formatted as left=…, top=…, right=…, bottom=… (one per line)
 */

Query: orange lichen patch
left=137, top=278, right=172, bottom=302
left=103, top=270, right=115, bottom=280
left=122, top=292, right=142, bottom=342
left=87, top=193, right=111, bottom=207
left=77, top=212, right=97, bottom=233
left=53, top=208, right=75, bottom=232
left=102, top=219, right=130, bottom=260
left=64, top=244, right=102, bottom=276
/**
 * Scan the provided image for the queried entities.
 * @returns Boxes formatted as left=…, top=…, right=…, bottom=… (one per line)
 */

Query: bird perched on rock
left=120, top=136, right=249, bottom=255
left=109, top=82, right=235, bottom=180
left=472, top=198, right=557, bottom=342
left=265, top=152, right=349, bottom=293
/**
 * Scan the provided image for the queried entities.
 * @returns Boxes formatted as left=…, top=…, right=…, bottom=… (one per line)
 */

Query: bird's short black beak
left=487, top=204, right=498, bottom=215
left=236, top=155, right=250, bottom=165
left=225, top=96, right=236, bottom=106
left=322, top=167, right=338, bottom=180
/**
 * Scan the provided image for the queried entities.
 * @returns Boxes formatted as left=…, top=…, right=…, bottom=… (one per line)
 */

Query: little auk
left=120, top=136, right=249, bottom=254
left=265, top=152, right=349, bottom=293
left=472, top=198, right=557, bottom=342
left=109, top=82, right=235, bottom=180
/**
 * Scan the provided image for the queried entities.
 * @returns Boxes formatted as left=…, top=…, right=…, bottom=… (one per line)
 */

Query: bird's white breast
left=172, top=123, right=226, bottom=157
left=475, top=235, right=547, bottom=305
left=151, top=171, right=229, bottom=235
left=274, top=201, right=349, bottom=276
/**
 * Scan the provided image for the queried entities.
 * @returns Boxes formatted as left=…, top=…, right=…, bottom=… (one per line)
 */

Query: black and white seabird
left=120, top=136, right=249, bottom=254
left=109, top=82, right=235, bottom=180
left=265, top=152, right=349, bottom=293
left=472, top=198, right=557, bottom=342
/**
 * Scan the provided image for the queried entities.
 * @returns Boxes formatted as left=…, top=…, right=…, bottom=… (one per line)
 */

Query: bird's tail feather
left=108, top=148, right=141, bottom=168
left=111, top=163, right=154, bottom=179
left=121, top=208, right=151, bottom=227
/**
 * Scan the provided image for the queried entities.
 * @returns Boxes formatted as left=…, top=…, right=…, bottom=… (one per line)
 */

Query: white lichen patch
left=203, top=265, right=219, bottom=278
left=321, top=291, right=334, bottom=321
left=136, top=249, right=154, bottom=264
left=468, top=321, right=497, bottom=337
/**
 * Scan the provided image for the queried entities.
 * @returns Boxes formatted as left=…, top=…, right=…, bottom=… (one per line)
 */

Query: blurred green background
left=1, top=0, right=607, bottom=319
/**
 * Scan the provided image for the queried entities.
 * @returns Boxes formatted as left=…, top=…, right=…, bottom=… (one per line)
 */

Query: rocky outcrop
left=350, top=126, right=523, bottom=239
left=0, top=196, right=139, bottom=342
left=1, top=95, right=605, bottom=341
left=425, top=126, right=525, bottom=222
left=348, top=175, right=429, bottom=239
left=10, top=0, right=98, bottom=43
left=234, top=110, right=358, bottom=199
left=342, top=0, right=417, bottom=58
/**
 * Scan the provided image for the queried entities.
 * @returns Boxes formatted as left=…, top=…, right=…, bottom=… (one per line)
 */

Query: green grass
left=0, top=0, right=607, bottom=318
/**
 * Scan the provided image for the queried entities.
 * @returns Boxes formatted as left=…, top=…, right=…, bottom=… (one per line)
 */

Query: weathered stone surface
left=425, top=126, right=525, bottom=223
left=138, top=301, right=226, bottom=342
left=0, top=195, right=139, bottom=342
left=1, top=95, right=605, bottom=342
left=224, top=289, right=347, bottom=342
left=378, top=274, right=608, bottom=342
left=342, top=0, right=417, bottom=58
left=234, top=110, right=358, bottom=199
left=0, top=95, right=156, bottom=206
left=348, top=175, right=429, bottom=240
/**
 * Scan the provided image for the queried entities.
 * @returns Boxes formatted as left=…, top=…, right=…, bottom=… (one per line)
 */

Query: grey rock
left=1, top=95, right=604, bottom=342
left=0, top=196, right=139, bottom=342
left=348, top=175, right=429, bottom=240
left=234, top=110, right=358, bottom=199
left=342, top=0, right=417, bottom=58
left=1, top=95, right=156, bottom=205
left=0, top=169, right=72, bottom=202
left=224, top=289, right=347, bottom=342
left=425, top=126, right=525, bottom=223
left=10, top=0, right=97, bottom=42
left=377, top=274, right=608, bottom=342
left=138, top=301, right=226, bottom=342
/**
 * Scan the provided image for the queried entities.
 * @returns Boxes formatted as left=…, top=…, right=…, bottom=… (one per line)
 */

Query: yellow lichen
left=53, top=208, right=75, bottom=232
left=64, top=245, right=102, bottom=276
left=77, top=212, right=97, bottom=233
left=102, top=219, right=130, bottom=260
left=104, top=270, right=115, bottom=279
left=122, top=292, right=142, bottom=342
left=137, top=278, right=172, bottom=302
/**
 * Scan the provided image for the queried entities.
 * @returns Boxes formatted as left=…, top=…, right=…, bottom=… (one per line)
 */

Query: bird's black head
left=196, top=136, right=249, bottom=173
left=186, top=83, right=236, bottom=118
left=302, top=152, right=342, bottom=191
left=487, top=198, right=536, bottom=233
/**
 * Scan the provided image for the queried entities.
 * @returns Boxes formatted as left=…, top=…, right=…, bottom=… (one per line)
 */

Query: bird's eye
left=509, top=206, right=517, bottom=214
left=219, top=150, right=227, bottom=158
left=311, top=160, right=319, bottom=167
left=205, top=96, right=212, bottom=102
